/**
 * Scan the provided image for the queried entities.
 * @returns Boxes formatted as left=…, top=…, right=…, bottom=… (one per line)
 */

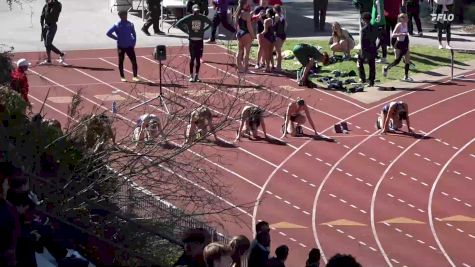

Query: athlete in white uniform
left=133, top=113, right=163, bottom=143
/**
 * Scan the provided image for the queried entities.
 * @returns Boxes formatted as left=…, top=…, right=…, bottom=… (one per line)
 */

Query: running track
left=15, top=45, right=475, bottom=267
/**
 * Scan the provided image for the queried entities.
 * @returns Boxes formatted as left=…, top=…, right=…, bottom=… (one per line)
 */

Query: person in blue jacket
left=107, top=11, right=140, bottom=82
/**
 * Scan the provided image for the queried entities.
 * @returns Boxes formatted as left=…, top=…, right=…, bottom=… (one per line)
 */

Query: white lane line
left=359, top=241, right=367, bottom=246
left=408, top=204, right=415, bottom=208
left=414, top=153, right=421, bottom=157
left=275, top=195, right=282, bottom=200
left=379, top=137, right=386, bottom=141
left=387, top=193, right=395, bottom=198
left=471, top=154, right=475, bottom=158
left=424, top=157, right=432, bottom=162
left=429, top=246, right=437, bottom=251
left=305, top=152, right=312, bottom=157
left=400, top=172, right=407, bottom=176
left=421, top=182, right=429, bottom=187
left=398, top=198, right=406, bottom=203
left=303, top=211, right=310, bottom=215
left=397, top=145, right=404, bottom=149
left=453, top=146, right=459, bottom=150
left=340, top=199, right=347, bottom=204
left=364, top=129, right=370, bottom=133
left=299, top=243, right=307, bottom=248
left=290, top=238, right=296, bottom=242
left=442, top=192, right=449, bottom=196
left=360, top=209, right=367, bottom=214
left=434, top=162, right=442, bottom=166
left=466, top=176, right=473, bottom=181
left=356, top=178, right=363, bottom=182
left=469, top=234, right=475, bottom=239
left=293, top=205, right=301, bottom=210
left=453, top=197, right=461, bottom=202
left=365, top=182, right=373, bottom=187
left=369, top=157, right=377, bottom=162
left=316, top=157, right=323, bottom=162
left=355, top=125, right=361, bottom=129
left=369, top=246, right=378, bottom=252
left=465, top=203, right=472, bottom=207
left=301, top=178, right=308, bottom=183
left=418, top=209, right=425, bottom=213
left=282, top=169, right=289, bottom=173
left=389, top=141, right=396, bottom=145
left=443, top=141, right=450, bottom=146
left=462, top=263, right=471, bottom=267
left=358, top=152, right=366, bottom=157
left=325, top=162, right=332, bottom=167
left=395, top=228, right=403, bottom=233
left=292, top=174, right=298, bottom=178
left=337, top=229, right=345, bottom=234
left=391, top=259, right=399, bottom=264
left=453, top=170, right=461, bottom=175
left=345, top=172, right=353, bottom=177
left=329, top=193, right=337, bottom=198
left=309, top=183, right=316, bottom=187
left=266, top=191, right=273, bottom=195
left=336, top=168, right=343, bottom=172
left=411, top=177, right=418, bottom=181
left=284, top=200, right=291, bottom=205
left=279, top=232, right=287, bottom=237
left=417, top=240, right=425, bottom=244
left=457, top=228, right=464, bottom=233
left=379, top=162, right=386, bottom=166
left=348, top=235, right=356, bottom=240
left=405, top=233, right=413, bottom=238
left=350, top=204, right=357, bottom=209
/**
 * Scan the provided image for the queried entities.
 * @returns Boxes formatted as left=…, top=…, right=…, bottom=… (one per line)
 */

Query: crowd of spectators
left=172, top=221, right=362, bottom=267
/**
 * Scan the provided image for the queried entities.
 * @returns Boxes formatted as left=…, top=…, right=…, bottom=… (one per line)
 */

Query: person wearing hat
left=281, top=98, right=318, bottom=138
left=175, top=4, right=213, bottom=82
left=39, top=0, right=66, bottom=65
left=10, top=59, right=31, bottom=105
left=107, top=11, right=140, bottom=82
left=235, top=105, right=268, bottom=141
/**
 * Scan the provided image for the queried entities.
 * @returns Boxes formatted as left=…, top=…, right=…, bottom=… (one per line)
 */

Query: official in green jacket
left=176, top=4, right=213, bottom=82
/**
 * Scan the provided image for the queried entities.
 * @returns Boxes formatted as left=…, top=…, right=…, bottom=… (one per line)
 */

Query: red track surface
left=15, top=45, right=475, bottom=267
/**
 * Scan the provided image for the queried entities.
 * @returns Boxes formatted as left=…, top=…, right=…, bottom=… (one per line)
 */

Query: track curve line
left=428, top=138, right=475, bottom=267
left=371, top=109, right=475, bottom=267
left=312, top=88, right=475, bottom=263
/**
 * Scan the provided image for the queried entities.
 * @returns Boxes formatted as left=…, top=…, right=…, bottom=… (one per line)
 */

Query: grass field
left=224, top=39, right=475, bottom=86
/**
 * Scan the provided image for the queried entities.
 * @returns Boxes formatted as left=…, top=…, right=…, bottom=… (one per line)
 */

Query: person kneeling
left=236, top=106, right=268, bottom=141
left=282, top=98, right=318, bottom=137
left=186, top=107, right=219, bottom=144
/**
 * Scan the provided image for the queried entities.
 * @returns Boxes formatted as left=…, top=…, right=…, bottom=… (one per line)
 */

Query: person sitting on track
left=292, top=43, right=329, bottom=87
left=133, top=113, right=163, bottom=144
left=281, top=98, right=318, bottom=137
left=186, top=106, right=218, bottom=144
left=377, top=101, right=413, bottom=134
left=235, top=106, right=268, bottom=141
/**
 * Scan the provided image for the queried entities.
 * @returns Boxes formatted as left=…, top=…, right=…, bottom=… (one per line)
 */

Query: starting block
left=334, top=121, right=349, bottom=134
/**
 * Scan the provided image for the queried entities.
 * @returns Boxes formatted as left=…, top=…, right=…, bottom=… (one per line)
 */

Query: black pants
left=387, top=44, right=410, bottom=77
left=435, top=4, right=452, bottom=43
left=313, top=0, right=328, bottom=31
left=407, top=5, right=422, bottom=34
left=210, top=12, right=236, bottom=41
left=117, top=47, right=138, bottom=78
left=358, top=54, right=375, bottom=84
left=143, top=8, right=161, bottom=33
left=42, top=23, right=63, bottom=60
left=189, top=39, right=204, bottom=75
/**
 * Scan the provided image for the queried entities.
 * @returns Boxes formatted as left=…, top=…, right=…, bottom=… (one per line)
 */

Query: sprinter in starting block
left=186, top=106, right=218, bottom=144
left=133, top=114, right=163, bottom=145
left=376, top=101, right=413, bottom=134
left=235, top=106, right=267, bottom=141
left=282, top=98, right=318, bottom=137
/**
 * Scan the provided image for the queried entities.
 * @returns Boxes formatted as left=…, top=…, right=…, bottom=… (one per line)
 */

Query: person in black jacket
left=39, top=0, right=66, bottom=65
left=313, top=0, right=328, bottom=32
left=357, top=12, right=378, bottom=86
left=142, top=0, right=164, bottom=35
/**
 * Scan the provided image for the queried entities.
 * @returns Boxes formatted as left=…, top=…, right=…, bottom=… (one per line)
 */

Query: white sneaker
left=376, top=58, right=387, bottom=64
left=39, top=60, right=52, bottom=66
left=403, top=76, right=413, bottom=82
left=445, top=44, right=452, bottom=49
left=57, top=53, right=67, bottom=65
left=438, top=44, right=444, bottom=49
left=382, top=66, right=388, bottom=77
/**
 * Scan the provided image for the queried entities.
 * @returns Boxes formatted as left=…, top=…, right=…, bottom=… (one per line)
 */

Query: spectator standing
left=0, top=163, right=21, bottom=267
left=252, top=0, right=270, bottom=69
left=229, top=235, right=251, bottom=267
left=248, top=221, right=271, bottom=267
left=371, top=0, right=387, bottom=63
left=434, top=0, right=454, bottom=49
left=266, top=245, right=289, bottom=267
left=353, top=0, right=373, bottom=49
left=326, top=254, right=362, bottom=267
left=234, top=0, right=256, bottom=73
left=142, top=0, right=164, bottom=35
left=203, top=243, right=233, bottom=267
left=175, top=4, right=213, bottom=82
left=173, top=228, right=211, bottom=267
left=260, top=8, right=277, bottom=72
left=207, top=0, right=236, bottom=43
left=305, top=248, right=321, bottom=267
left=10, top=59, right=31, bottom=106
left=357, top=12, right=378, bottom=86
left=313, top=0, right=328, bottom=31
left=273, top=5, right=287, bottom=71
left=39, top=0, right=66, bottom=66
left=107, top=11, right=140, bottom=82
left=404, top=0, right=423, bottom=36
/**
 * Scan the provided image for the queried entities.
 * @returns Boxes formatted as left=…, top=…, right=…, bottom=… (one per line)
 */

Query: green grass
left=225, top=39, right=475, bottom=86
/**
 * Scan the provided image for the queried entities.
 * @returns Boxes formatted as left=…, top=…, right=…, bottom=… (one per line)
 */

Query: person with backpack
left=10, top=59, right=31, bottom=106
